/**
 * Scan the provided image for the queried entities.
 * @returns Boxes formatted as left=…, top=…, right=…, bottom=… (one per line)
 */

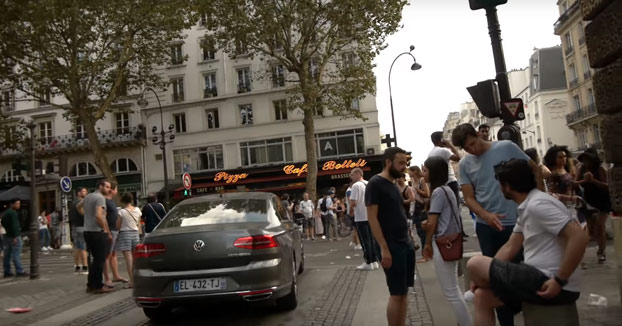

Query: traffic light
left=467, top=80, right=501, bottom=119
left=183, top=189, right=191, bottom=198
left=497, top=124, right=523, bottom=149
left=469, top=0, right=508, bottom=10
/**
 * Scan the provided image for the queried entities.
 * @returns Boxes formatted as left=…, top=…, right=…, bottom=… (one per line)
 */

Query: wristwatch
left=554, top=275, right=568, bottom=287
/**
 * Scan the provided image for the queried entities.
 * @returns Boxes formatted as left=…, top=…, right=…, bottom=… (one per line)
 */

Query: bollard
left=613, top=215, right=622, bottom=306
left=522, top=302, right=579, bottom=326
left=460, top=251, right=482, bottom=291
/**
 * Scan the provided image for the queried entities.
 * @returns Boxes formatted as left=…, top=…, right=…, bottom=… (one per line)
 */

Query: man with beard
left=366, top=147, right=414, bottom=326
left=467, top=159, right=587, bottom=326
left=79, top=179, right=113, bottom=293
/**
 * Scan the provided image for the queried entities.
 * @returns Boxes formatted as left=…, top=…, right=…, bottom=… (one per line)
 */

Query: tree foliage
left=199, top=0, right=407, bottom=199
left=0, top=0, right=197, bottom=180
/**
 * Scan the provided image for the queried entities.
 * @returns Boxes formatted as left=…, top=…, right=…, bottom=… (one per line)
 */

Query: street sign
left=182, top=173, right=192, bottom=190
left=501, top=98, right=525, bottom=121
left=59, top=176, right=72, bottom=193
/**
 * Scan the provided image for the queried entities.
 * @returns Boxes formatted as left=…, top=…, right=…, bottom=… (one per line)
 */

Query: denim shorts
left=382, top=241, right=415, bottom=296
left=71, top=228, right=86, bottom=250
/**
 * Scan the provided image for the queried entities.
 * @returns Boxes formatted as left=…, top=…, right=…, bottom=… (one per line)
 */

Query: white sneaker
left=41, top=247, right=49, bottom=251
left=354, top=244, right=363, bottom=250
left=356, top=263, right=374, bottom=271
left=47, top=246, right=53, bottom=250
left=463, top=290, right=474, bottom=303
left=372, top=262, right=380, bottom=269
left=321, top=235, right=326, bottom=240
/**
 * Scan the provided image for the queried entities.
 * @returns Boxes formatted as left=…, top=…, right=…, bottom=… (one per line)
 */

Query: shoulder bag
left=434, top=186, right=464, bottom=261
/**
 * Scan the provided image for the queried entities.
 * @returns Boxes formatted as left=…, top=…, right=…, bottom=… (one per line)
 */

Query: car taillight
left=233, top=235, right=279, bottom=249
left=134, top=243, right=166, bottom=259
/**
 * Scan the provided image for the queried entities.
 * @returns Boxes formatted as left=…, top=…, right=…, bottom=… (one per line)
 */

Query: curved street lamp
left=388, top=45, right=421, bottom=147
left=137, top=87, right=175, bottom=211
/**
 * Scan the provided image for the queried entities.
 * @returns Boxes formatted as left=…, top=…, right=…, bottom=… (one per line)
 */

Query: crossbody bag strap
left=148, top=204, right=162, bottom=221
left=441, top=186, right=463, bottom=232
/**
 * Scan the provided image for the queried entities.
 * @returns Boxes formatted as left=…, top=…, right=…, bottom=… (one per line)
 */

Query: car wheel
left=276, top=257, right=298, bottom=310
left=143, top=307, right=172, bottom=322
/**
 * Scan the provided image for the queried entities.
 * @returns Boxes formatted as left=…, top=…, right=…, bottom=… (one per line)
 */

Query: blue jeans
left=475, top=222, right=517, bottom=326
left=39, top=228, right=51, bottom=248
left=3, top=236, right=24, bottom=275
left=356, top=221, right=380, bottom=264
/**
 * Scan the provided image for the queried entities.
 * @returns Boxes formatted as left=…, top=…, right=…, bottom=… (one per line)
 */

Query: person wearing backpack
left=318, top=190, right=336, bottom=240
left=141, top=193, right=166, bottom=234
left=349, top=167, right=379, bottom=271
left=422, top=156, right=472, bottom=326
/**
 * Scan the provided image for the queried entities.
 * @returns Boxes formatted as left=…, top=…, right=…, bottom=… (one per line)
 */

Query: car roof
left=177, top=191, right=276, bottom=206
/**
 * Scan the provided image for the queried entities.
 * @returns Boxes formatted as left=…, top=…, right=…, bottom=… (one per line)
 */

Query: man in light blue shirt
left=452, top=123, right=542, bottom=326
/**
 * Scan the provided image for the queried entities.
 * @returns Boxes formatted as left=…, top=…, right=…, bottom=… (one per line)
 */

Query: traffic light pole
left=485, top=7, right=511, bottom=102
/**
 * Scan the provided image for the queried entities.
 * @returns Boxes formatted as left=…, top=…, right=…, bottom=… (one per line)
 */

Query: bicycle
left=337, top=214, right=354, bottom=238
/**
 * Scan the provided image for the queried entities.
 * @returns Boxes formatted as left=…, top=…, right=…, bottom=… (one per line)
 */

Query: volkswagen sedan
left=133, top=192, right=304, bottom=322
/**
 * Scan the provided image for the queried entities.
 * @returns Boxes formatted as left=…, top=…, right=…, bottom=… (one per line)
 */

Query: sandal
left=123, top=284, right=133, bottom=289
left=112, top=278, right=129, bottom=283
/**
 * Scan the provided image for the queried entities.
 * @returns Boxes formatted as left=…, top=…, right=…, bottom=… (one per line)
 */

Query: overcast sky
left=373, top=0, right=562, bottom=166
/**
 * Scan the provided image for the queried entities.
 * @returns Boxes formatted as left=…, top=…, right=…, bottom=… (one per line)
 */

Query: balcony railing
left=566, top=104, right=598, bottom=125
left=554, top=1, right=580, bottom=34
left=203, top=87, right=218, bottom=98
left=0, top=126, right=146, bottom=159
left=565, top=46, right=574, bottom=57
left=237, top=82, right=252, bottom=94
left=569, top=78, right=579, bottom=88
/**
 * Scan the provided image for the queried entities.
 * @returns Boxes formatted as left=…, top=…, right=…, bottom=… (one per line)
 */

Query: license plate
left=174, top=278, right=226, bottom=293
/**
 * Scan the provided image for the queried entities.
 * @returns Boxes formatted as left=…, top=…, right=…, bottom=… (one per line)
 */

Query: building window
left=69, top=162, right=98, bottom=177
left=587, top=89, right=595, bottom=106
left=173, top=145, right=224, bottom=176
left=274, top=100, right=287, bottom=121
left=351, top=98, right=360, bottom=110
left=573, top=95, right=581, bottom=111
left=272, top=64, right=285, bottom=87
left=174, top=113, right=186, bottom=133
left=1, top=169, right=25, bottom=183
left=240, top=104, right=253, bottom=125
left=240, top=137, right=293, bottom=167
left=115, top=112, right=130, bottom=134
left=316, top=128, right=365, bottom=158
left=38, top=88, right=51, bottom=105
left=532, top=75, right=539, bottom=90
left=1, top=89, right=15, bottom=112
left=237, top=68, right=251, bottom=93
left=199, top=13, right=208, bottom=27
left=569, top=64, right=577, bottom=81
left=593, top=124, right=601, bottom=144
left=564, top=32, right=573, bottom=55
left=309, top=58, right=319, bottom=81
left=235, top=39, right=248, bottom=56
left=171, top=77, right=184, bottom=102
left=38, top=121, right=52, bottom=145
left=342, top=52, right=356, bottom=69
left=206, top=109, right=219, bottom=129
left=582, top=55, right=591, bottom=78
left=203, top=73, right=217, bottom=98
left=74, top=120, right=86, bottom=139
left=111, top=158, right=138, bottom=173
left=170, top=44, right=183, bottom=65
left=578, top=24, right=585, bottom=44
left=202, top=45, right=216, bottom=61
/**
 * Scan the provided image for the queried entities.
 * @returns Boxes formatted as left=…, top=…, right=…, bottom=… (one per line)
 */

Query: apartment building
left=554, top=0, right=600, bottom=154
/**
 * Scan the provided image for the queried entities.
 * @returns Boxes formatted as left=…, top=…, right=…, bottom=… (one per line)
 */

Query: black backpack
left=320, top=197, right=328, bottom=213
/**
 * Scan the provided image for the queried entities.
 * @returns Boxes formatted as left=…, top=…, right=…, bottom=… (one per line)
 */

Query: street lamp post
left=138, top=88, right=175, bottom=211
left=388, top=45, right=421, bottom=147
left=26, top=120, right=39, bottom=279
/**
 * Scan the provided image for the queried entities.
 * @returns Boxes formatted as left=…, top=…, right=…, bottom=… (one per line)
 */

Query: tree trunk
left=302, top=108, right=318, bottom=202
left=81, top=112, right=117, bottom=183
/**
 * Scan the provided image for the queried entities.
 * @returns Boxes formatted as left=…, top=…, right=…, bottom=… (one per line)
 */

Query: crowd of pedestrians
left=351, top=122, right=608, bottom=326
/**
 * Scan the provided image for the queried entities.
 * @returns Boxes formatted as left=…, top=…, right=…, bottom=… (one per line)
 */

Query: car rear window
left=158, top=199, right=274, bottom=228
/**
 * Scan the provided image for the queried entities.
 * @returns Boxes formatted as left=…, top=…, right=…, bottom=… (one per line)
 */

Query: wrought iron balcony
left=566, top=104, right=598, bottom=126
left=554, top=1, right=580, bottom=34
left=237, top=82, right=252, bottom=94
left=0, top=125, right=146, bottom=160
left=203, top=87, right=218, bottom=98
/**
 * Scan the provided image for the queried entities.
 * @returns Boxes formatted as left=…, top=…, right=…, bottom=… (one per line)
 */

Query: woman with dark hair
left=543, top=145, right=577, bottom=208
left=115, top=193, right=142, bottom=288
left=576, top=148, right=611, bottom=264
left=422, top=157, right=472, bottom=326
left=408, top=166, right=430, bottom=258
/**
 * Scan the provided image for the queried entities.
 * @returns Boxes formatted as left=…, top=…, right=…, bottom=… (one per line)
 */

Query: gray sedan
left=133, top=192, right=304, bottom=322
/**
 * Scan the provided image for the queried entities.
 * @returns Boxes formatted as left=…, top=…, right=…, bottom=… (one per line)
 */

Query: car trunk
left=143, top=222, right=282, bottom=272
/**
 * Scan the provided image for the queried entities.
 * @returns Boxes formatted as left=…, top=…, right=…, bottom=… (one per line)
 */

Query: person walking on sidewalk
left=467, top=159, right=587, bottom=326
left=300, top=192, right=315, bottom=240
left=452, top=123, right=542, bottom=326
left=2, top=199, right=28, bottom=278
left=366, top=147, right=415, bottom=326
left=69, top=187, right=88, bottom=274
left=421, top=157, right=472, bottom=326
left=349, top=167, right=379, bottom=271
left=115, top=193, right=141, bottom=288
left=38, top=210, right=52, bottom=251
left=79, top=179, right=113, bottom=294
left=141, top=193, right=166, bottom=234
left=104, top=182, right=126, bottom=286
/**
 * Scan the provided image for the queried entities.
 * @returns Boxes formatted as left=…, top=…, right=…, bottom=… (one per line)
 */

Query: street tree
left=0, top=0, right=197, bottom=180
left=199, top=0, right=407, bottom=199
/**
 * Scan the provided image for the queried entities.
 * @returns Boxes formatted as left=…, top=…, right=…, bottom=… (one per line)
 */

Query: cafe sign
left=214, top=172, right=249, bottom=184
left=283, top=159, right=367, bottom=177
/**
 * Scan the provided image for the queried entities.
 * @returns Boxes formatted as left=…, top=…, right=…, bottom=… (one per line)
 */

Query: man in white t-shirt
left=428, top=131, right=462, bottom=205
left=466, top=159, right=587, bottom=326
left=300, top=192, right=315, bottom=240
left=348, top=168, right=379, bottom=271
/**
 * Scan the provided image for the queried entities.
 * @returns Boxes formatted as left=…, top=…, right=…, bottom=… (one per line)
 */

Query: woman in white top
left=114, top=193, right=142, bottom=288
left=38, top=211, right=52, bottom=251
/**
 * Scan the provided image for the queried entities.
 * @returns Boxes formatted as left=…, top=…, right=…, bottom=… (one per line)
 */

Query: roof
left=0, top=185, right=31, bottom=201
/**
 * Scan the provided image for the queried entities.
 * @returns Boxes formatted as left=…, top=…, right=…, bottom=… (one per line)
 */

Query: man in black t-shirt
left=365, top=147, right=415, bottom=326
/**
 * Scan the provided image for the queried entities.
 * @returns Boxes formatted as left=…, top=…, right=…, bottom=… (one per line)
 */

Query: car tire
left=276, top=258, right=298, bottom=311
left=143, top=307, right=172, bottom=322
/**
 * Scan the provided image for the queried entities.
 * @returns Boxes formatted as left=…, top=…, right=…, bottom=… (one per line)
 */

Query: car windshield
left=158, top=198, right=276, bottom=228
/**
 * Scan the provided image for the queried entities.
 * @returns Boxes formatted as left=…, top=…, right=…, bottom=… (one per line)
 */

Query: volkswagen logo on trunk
left=193, top=240, right=205, bottom=252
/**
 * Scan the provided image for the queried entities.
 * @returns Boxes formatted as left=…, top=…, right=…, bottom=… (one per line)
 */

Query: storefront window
left=240, top=137, right=292, bottom=166
left=173, top=145, right=224, bottom=176
left=316, top=129, right=364, bottom=158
